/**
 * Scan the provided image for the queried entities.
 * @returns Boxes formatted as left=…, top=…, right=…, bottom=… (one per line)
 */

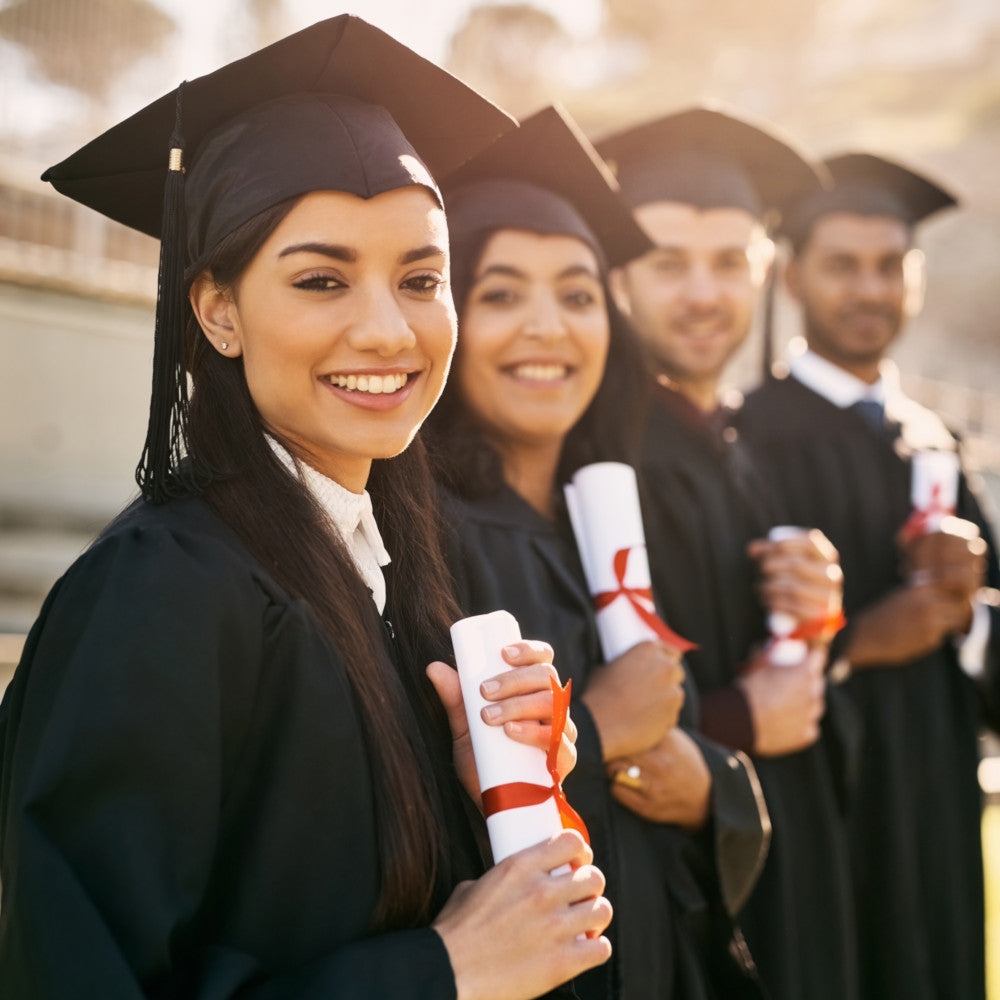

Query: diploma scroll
left=905, top=450, right=960, bottom=539
left=764, top=525, right=847, bottom=666
left=451, top=610, right=568, bottom=865
left=766, top=526, right=810, bottom=666
left=564, top=461, right=694, bottom=661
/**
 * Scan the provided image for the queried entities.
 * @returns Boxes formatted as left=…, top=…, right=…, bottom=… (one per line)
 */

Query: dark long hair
left=183, top=198, right=461, bottom=930
left=426, top=225, right=650, bottom=500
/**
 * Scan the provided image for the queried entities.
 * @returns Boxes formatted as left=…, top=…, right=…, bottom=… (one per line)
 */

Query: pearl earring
left=220, top=341, right=229, bottom=351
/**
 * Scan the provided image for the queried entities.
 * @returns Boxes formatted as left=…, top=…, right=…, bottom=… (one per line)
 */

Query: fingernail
left=502, top=644, right=520, bottom=657
left=482, top=704, right=502, bottom=721
left=481, top=679, right=500, bottom=696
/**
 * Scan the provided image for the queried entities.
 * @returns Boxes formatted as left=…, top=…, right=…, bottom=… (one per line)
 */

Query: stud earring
left=220, top=341, right=229, bottom=351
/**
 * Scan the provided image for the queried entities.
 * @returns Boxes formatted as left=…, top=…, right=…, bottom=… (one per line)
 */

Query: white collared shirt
left=789, top=348, right=990, bottom=677
left=267, top=438, right=391, bottom=613
left=788, top=348, right=894, bottom=410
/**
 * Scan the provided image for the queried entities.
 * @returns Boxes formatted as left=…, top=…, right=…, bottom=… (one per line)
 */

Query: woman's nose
left=347, top=287, right=417, bottom=356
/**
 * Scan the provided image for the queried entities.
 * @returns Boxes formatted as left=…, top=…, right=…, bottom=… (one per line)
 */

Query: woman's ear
left=189, top=272, right=243, bottom=357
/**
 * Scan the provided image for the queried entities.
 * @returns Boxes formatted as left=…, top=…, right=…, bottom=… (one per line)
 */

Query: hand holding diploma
left=748, top=525, right=846, bottom=666
left=900, top=449, right=960, bottom=543
left=432, top=830, right=612, bottom=1000
left=428, top=612, right=584, bottom=860
left=429, top=613, right=611, bottom=1000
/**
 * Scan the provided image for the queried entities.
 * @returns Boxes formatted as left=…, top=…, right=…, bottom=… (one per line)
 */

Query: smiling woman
left=0, top=17, right=614, bottom=1000
left=424, top=105, right=770, bottom=1000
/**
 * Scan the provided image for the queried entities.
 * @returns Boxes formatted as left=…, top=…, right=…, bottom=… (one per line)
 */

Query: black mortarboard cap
left=40, top=15, right=516, bottom=503
left=441, top=104, right=653, bottom=269
left=595, top=104, right=827, bottom=227
left=781, top=151, right=959, bottom=250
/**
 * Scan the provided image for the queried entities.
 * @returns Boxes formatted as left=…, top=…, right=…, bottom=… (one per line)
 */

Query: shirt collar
left=789, top=348, right=901, bottom=410
left=267, top=438, right=391, bottom=613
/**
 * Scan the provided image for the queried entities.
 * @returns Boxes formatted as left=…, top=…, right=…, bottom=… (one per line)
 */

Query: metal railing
left=0, top=159, right=158, bottom=302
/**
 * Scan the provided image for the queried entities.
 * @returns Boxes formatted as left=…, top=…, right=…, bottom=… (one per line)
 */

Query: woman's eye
left=293, top=274, right=344, bottom=292
left=478, top=287, right=517, bottom=306
left=403, top=273, right=444, bottom=294
left=563, top=288, right=597, bottom=308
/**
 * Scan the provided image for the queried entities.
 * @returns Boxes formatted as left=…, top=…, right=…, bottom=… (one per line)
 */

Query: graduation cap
left=41, top=14, right=516, bottom=503
left=441, top=104, right=653, bottom=270
left=594, top=104, right=827, bottom=228
left=781, top=152, right=959, bottom=251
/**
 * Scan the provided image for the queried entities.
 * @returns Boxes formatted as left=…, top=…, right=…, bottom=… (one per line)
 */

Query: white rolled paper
left=766, top=525, right=809, bottom=667
left=910, top=450, right=959, bottom=533
left=451, top=610, right=564, bottom=864
left=564, top=461, right=660, bottom=661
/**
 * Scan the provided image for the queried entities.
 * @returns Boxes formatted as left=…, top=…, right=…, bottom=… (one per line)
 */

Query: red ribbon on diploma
left=481, top=675, right=590, bottom=844
left=899, top=482, right=954, bottom=543
left=593, top=547, right=697, bottom=652
left=784, top=609, right=847, bottom=643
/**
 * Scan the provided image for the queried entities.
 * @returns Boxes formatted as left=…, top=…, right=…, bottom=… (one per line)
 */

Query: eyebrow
left=400, top=244, right=447, bottom=266
left=475, top=263, right=601, bottom=282
left=279, top=242, right=356, bottom=262
left=277, top=242, right=447, bottom=265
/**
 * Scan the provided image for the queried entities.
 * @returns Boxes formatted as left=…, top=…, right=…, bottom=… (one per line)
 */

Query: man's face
left=611, top=202, right=770, bottom=393
left=787, top=212, right=916, bottom=371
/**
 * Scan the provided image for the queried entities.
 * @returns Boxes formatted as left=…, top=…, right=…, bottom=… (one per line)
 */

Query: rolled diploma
left=564, top=462, right=659, bottom=661
left=767, top=526, right=809, bottom=667
left=910, top=450, right=959, bottom=532
left=451, top=610, right=564, bottom=864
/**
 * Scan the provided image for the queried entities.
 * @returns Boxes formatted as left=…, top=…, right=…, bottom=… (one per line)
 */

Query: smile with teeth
left=326, top=372, right=410, bottom=394
left=509, top=362, right=571, bottom=382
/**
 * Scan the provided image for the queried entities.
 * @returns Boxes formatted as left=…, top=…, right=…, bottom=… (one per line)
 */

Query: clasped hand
left=847, top=517, right=987, bottom=667
left=748, top=527, right=844, bottom=631
left=427, top=640, right=577, bottom=806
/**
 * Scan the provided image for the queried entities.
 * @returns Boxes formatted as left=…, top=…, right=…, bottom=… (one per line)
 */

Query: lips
left=324, top=372, right=409, bottom=394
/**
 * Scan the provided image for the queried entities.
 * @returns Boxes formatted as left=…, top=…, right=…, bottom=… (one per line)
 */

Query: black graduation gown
left=0, top=495, right=492, bottom=998
left=439, top=484, right=769, bottom=1000
left=739, top=372, right=1000, bottom=1000
left=639, top=388, right=859, bottom=1000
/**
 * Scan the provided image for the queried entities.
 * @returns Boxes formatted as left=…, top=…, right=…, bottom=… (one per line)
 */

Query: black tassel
left=136, top=82, right=195, bottom=503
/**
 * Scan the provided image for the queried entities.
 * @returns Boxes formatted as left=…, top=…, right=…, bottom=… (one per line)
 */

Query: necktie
left=850, top=398, right=885, bottom=430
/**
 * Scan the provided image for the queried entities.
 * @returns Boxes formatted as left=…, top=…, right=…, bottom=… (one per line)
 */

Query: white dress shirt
left=268, top=438, right=391, bottom=613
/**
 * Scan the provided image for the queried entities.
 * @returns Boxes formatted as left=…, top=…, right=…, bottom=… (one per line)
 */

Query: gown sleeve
left=0, top=515, right=458, bottom=999
left=684, top=732, right=769, bottom=916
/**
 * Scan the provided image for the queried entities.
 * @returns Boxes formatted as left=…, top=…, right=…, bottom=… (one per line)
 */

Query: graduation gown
left=639, top=388, right=859, bottom=1000
left=439, top=483, right=769, bottom=1000
left=739, top=372, right=1000, bottom=1000
left=0, top=495, right=491, bottom=998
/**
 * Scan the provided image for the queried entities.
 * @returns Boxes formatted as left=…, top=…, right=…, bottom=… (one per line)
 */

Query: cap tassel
left=136, top=83, right=195, bottom=503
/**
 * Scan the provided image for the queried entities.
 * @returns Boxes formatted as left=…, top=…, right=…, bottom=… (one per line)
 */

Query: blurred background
left=0, top=0, right=998, bottom=981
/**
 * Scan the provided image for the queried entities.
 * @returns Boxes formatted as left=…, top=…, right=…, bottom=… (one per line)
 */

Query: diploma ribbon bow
left=899, top=482, right=955, bottom=543
left=780, top=609, right=847, bottom=644
left=593, top=546, right=697, bottom=652
left=480, top=675, right=589, bottom=844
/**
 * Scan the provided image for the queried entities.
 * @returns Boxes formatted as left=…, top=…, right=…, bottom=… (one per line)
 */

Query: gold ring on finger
left=612, top=764, right=643, bottom=791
